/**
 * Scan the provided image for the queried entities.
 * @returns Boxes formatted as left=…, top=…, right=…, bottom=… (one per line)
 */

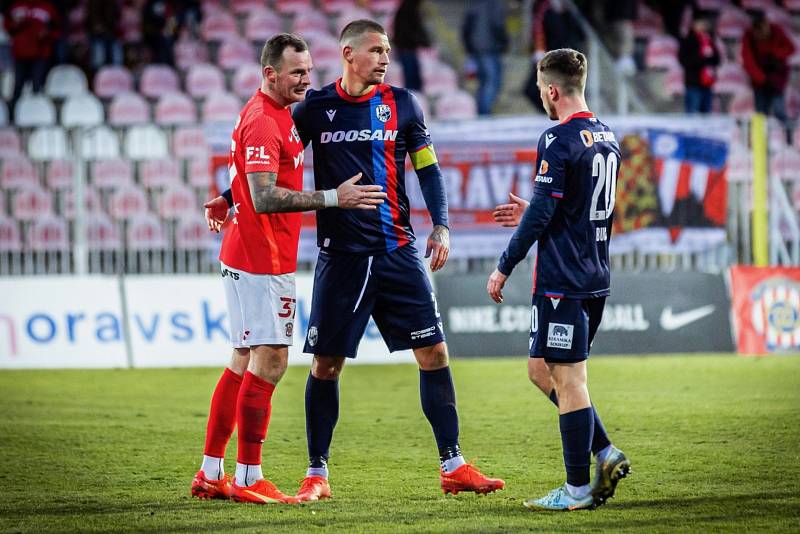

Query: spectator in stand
left=4, top=0, right=60, bottom=115
left=142, top=0, right=179, bottom=65
left=392, top=0, right=430, bottom=92
left=86, top=0, right=122, bottom=71
left=742, top=10, right=795, bottom=132
left=606, top=0, right=637, bottom=76
left=678, top=9, right=720, bottom=114
left=461, top=0, right=509, bottom=115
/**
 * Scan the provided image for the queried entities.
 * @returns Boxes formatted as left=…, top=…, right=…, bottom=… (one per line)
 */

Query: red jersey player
left=191, top=34, right=386, bottom=505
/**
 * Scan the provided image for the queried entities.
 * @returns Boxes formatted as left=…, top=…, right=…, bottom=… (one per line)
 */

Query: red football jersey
left=219, top=91, right=305, bottom=274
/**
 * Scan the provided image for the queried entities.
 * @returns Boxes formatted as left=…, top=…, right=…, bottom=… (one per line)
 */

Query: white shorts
left=221, top=262, right=296, bottom=348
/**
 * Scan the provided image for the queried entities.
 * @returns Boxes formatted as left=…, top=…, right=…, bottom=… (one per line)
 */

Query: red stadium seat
left=0, top=128, right=22, bottom=158
left=79, top=126, right=121, bottom=160
left=86, top=213, right=121, bottom=250
left=109, top=184, right=149, bottom=220
left=232, top=63, right=262, bottom=99
left=290, top=12, right=331, bottom=35
left=644, top=35, right=680, bottom=70
left=140, top=65, right=180, bottom=99
left=12, top=183, right=54, bottom=221
left=90, top=159, right=133, bottom=189
left=141, top=159, right=181, bottom=188
left=202, top=92, right=241, bottom=123
left=0, top=215, right=22, bottom=252
left=94, top=66, right=134, bottom=98
left=59, top=186, right=103, bottom=219
left=28, top=127, right=69, bottom=161
left=201, top=10, right=238, bottom=42
left=109, top=92, right=150, bottom=126
left=154, top=92, right=197, bottom=126
left=188, top=158, right=213, bottom=188
left=158, top=184, right=198, bottom=219
left=125, top=125, right=170, bottom=160
left=61, top=93, right=105, bottom=128
left=175, top=38, right=210, bottom=71
left=244, top=10, right=284, bottom=43
left=186, top=64, right=226, bottom=98
left=173, top=126, right=210, bottom=159
left=218, top=39, right=257, bottom=71
left=46, top=160, right=75, bottom=190
left=126, top=213, right=168, bottom=250
left=175, top=215, right=212, bottom=249
left=433, top=90, right=477, bottom=120
left=1, top=156, right=38, bottom=189
left=14, top=94, right=56, bottom=127
left=274, top=0, right=312, bottom=16
left=717, top=7, right=750, bottom=40
left=27, top=215, right=69, bottom=252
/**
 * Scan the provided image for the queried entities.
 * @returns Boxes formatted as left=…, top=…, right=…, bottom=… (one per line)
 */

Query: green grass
left=2, top=355, right=799, bottom=533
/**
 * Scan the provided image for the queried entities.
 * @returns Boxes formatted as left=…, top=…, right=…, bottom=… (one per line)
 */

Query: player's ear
left=549, top=84, right=559, bottom=102
left=342, top=45, right=354, bottom=63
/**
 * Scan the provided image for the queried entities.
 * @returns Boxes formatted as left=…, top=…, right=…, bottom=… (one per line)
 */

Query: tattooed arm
left=247, top=171, right=387, bottom=213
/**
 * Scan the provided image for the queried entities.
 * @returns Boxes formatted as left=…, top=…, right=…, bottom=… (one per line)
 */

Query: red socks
left=203, top=368, right=243, bottom=458
left=236, top=371, right=276, bottom=465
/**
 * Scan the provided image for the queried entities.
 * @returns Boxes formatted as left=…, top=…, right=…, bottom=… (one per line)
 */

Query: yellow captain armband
left=409, top=144, right=438, bottom=170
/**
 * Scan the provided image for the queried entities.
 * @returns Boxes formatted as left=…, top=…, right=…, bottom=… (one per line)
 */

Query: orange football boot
left=440, top=463, right=505, bottom=495
left=295, top=475, right=332, bottom=502
left=231, top=478, right=299, bottom=504
left=191, top=470, right=233, bottom=500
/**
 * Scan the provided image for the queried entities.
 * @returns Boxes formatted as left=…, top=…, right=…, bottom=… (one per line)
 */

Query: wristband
left=323, top=189, right=338, bottom=208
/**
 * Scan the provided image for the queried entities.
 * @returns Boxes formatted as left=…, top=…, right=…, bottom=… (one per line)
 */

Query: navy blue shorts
left=303, top=244, right=445, bottom=357
left=529, top=295, right=606, bottom=363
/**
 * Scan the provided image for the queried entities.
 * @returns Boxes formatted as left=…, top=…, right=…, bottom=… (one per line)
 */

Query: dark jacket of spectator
left=86, top=0, right=120, bottom=39
left=393, top=0, right=431, bottom=50
left=742, top=22, right=795, bottom=92
left=461, top=0, right=508, bottom=55
left=4, top=0, right=61, bottom=60
left=532, top=0, right=585, bottom=54
left=679, top=28, right=720, bottom=88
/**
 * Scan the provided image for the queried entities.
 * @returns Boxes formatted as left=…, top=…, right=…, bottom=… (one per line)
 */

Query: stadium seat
left=59, top=186, right=103, bottom=219
left=175, top=38, right=210, bottom=71
left=232, top=63, right=263, bottom=99
left=370, top=0, right=400, bottom=14
left=231, top=0, right=269, bottom=15
left=274, top=0, right=312, bottom=16
left=109, top=92, right=150, bottom=126
left=334, top=8, right=372, bottom=35
left=0, top=215, right=22, bottom=252
left=26, top=214, right=69, bottom=252
left=109, top=184, right=149, bottom=220
left=141, top=159, right=181, bottom=188
left=0, top=99, right=7, bottom=126
left=12, top=183, right=54, bottom=221
left=173, top=126, right=209, bottom=159
left=313, top=56, right=343, bottom=86
left=188, top=158, right=213, bottom=188
left=27, top=127, right=68, bottom=161
left=715, top=63, right=750, bottom=96
left=665, top=67, right=685, bottom=97
left=291, top=13, right=331, bottom=35
left=717, top=7, right=750, bottom=40
left=433, top=90, right=477, bottom=120
left=644, top=35, right=680, bottom=70
left=140, top=64, right=180, bottom=99
left=124, top=125, right=169, bottom=159
left=202, top=92, right=240, bottom=123
left=86, top=213, right=121, bottom=250
left=90, top=159, right=133, bottom=189
left=422, top=64, right=459, bottom=97
left=218, top=39, right=256, bottom=71
left=61, top=94, right=105, bottom=128
left=94, top=66, right=134, bottom=98
left=200, top=10, right=238, bottom=42
left=308, top=37, right=341, bottom=64
left=126, top=213, right=168, bottom=250
left=301, top=28, right=339, bottom=50
left=321, top=0, right=356, bottom=14
left=0, top=128, right=22, bottom=158
left=158, top=184, right=198, bottom=219
left=44, top=65, right=88, bottom=99
left=770, top=147, right=800, bottom=179
left=175, top=215, right=211, bottom=249
left=244, top=10, right=284, bottom=43
left=14, top=94, right=56, bottom=127
left=154, top=92, right=197, bottom=126
left=1, top=156, right=38, bottom=189
left=185, top=64, right=226, bottom=98
left=45, top=160, right=75, bottom=190
left=79, top=126, right=121, bottom=160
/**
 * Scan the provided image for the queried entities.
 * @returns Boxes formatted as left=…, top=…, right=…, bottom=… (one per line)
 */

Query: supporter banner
left=437, top=270, right=733, bottom=357
left=729, top=266, right=800, bottom=355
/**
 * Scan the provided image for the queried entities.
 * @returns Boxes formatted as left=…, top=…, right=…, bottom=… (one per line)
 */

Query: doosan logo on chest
left=320, top=129, right=398, bottom=143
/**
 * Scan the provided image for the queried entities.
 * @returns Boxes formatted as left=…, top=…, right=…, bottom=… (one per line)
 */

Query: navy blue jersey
left=293, top=81, right=440, bottom=255
left=532, top=112, right=620, bottom=298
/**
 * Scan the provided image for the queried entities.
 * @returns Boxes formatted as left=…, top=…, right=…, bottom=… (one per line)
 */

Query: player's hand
left=492, top=193, right=529, bottom=228
left=487, top=268, right=508, bottom=304
left=336, top=173, right=387, bottom=209
left=425, top=225, right=450, bottom=272
left=204, top=195, right=230, bottom=233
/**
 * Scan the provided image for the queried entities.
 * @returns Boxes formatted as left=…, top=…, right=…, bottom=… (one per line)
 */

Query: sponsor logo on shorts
left=221, top=268, right=240, bottom=280
left=410, top=325, right=437, bottom=341
left=547, top=322, right=574, bottom=349
left=307, top=326, right=318, bottom=347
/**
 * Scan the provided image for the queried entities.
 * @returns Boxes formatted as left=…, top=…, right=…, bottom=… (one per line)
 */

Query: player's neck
left=260, top=83, right=290, bottom=108
left=339, top=74, right=375, bottom=98
left=556, top=96, right=590, bottom=122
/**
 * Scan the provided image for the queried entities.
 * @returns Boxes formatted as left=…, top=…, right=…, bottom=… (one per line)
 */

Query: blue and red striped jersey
left=293, top=80, right=438, bottom=255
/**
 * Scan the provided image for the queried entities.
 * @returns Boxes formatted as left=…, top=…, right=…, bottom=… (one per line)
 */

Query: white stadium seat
left=45, top=65, right=88, bottom=99
left=86, top=213, right=121, bottom=250
left=60, top=186, right=103, bottom=219
left=94, top=66, right=134, bottom=98
left=90, top=159, right=133, bottom=189
left=434, top=90, right=477, bottom=120
left=14, top=94, right=56, bottom=127
left=61, top=93, right=105, bottom=128
left=1, top=156, right=38, bottom=188
left=45, top=160, right=75, bottom=190
left=0, top=215, right=23, bottom=252
left=188, top=158, right=212, bottom=188
left=186, top=64, right=226, bottom=99
left=218, top=39, right=256, bottom=70
left=126, top=213, right=168, bottom=250
left=202, top=92, right=240, bottom=123
left=109, top=92, right=149, bottom=126
left=244, top=10, right=284, bottom=42
left=141, top=159, right=181, bottom=188
left=154, top=92, right=197, bottom=126
left=27, top=127, right=69, bottom=160
left=27, top=215, right=69, bottom=252
left=140, top=65, right=180, bottom=99
left=175, top=38, right=210, bottom=71
left=79, top=126, right=121, bottom=160
left=200, top=11, right=238, bottom=42
left=124, top=125, right=169, bottom=160
left=173, top=126, right=209, bottom=159
left=232, top=63, right=262, bottom=99
left=109, top=184, right=149, bottom=220
left=12, top=183, right=54, bottom=221
left=158, top=184, right=198, bottom=219
left=175, top=216, right=212, bottom=249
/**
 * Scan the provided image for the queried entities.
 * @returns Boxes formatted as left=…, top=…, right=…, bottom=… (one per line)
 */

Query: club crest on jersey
left=307, top=326, right=318, bottom=347
left=375, top=104, right=392, bottom=123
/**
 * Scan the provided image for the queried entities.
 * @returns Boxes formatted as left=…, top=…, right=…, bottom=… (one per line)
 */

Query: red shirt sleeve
left=241, top=111, right=282, bottom=175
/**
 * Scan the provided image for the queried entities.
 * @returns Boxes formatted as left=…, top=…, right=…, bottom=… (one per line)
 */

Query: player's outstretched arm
left=492, top=193, right=530, bottom=228
left=425, top=224, right=450, bottom=272
left=247, top=171, right=387, bottom=213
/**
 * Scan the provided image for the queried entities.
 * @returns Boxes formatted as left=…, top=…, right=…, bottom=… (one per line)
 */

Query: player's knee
left=229, top=348, right=250, bottom=375
left=527, top=361, right=551, bottom=393
left=414, top=342, right=449, bottom=370
left=311, top=356, right=345, bottom=380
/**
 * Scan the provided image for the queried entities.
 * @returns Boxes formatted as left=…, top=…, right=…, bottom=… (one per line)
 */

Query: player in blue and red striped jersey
left=291, top=19, right=504, bottom=502
left=487, top=48, right=630, bottom=511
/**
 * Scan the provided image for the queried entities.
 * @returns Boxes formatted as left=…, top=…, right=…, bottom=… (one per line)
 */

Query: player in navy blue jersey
left=487, top=48, right=630, bottom=511
left=290, top=19, right=504, bottom=502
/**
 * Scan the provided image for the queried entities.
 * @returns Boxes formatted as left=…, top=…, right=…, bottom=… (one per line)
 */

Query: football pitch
left=2, top=354, right=799, bottom=533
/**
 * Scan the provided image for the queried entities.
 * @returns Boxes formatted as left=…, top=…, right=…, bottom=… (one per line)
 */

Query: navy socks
left=419, top=367, right=460, bottom=454
left=305, top=373, right=339, bottom=467
left=559, top=407, right=594, bottom=487
left=549, top=389, right=611, bottom=455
